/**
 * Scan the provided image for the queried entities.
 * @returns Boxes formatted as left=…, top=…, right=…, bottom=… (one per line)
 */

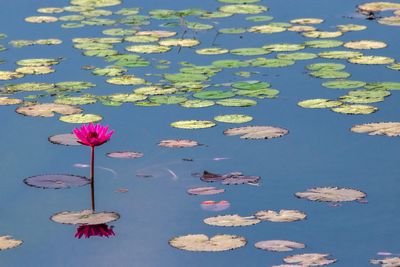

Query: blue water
left=0, top=0, right=400, bottom=266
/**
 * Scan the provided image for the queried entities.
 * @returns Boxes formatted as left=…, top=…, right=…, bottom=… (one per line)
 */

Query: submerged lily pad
left=255, top=210, right=307, bottom=222
left=59, top=114, right=102, bottom=123
left=49, top=133, right=81, bottom=146
left=158, top=139, right=199, bottom=148
left=255, top=240, right=305, bottom=252
left=351, top=122, right=400, bottom=137
left=214, top=114, right=253, bottom=123
left=170, top=120, right=216, bottom=129
left=204, top=214, right=260, bottom=227
left=224, top=126, right=288, bottom=139
left=24, top=174, right=89, bottom=189
left=169, top=234, right=246, bottom=252
left=0, top=236, right=23, bottom=251
left=187, top=187, right=225, bottom=195
left=283, top=253, right=337, bottom=266
left=16, top=103, right=82, bottom=117
left=295, top=187, right=366, bottom=202
left=51, top=210, right=120, bottom=225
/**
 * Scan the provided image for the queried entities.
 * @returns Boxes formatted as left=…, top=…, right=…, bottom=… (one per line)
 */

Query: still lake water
left=0, top=0, right=399, bottom=266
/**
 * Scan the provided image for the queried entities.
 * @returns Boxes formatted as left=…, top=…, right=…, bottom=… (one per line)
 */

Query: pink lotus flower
left=73, top=123, right=114, bottom=147
left=75, top=224, right=115, bottom=239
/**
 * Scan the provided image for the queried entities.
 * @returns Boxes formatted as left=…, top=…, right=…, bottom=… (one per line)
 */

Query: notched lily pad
left=59, top=114, right=103, bottom=123
left=24, top=174, right=89, bottom=189
left=51, top=210, right=120, bottom=225
left=169, top=234, right=246, bottom=252
left=351, top=122, right=400, bottom=137
left=16, top=103, right=82, bottom=117
left=295, top=187, right=366, bottom=202
left=255, top=210, right=307, bottom=222
left=283, top=253, right=337, bottom=266
left=49, top=133, right=81, bottom=146
left=224, top=126, right=288, bottom=139
left=170, top=120, right=216, bottom=129
left=0, top=236, right=23, bottom=250
left=203, top=214, right=261, bottom=227
left=255, top=240, right=305, bottom=252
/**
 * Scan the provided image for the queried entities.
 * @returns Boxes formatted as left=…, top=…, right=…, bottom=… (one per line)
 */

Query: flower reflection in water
left=75, top=224, right=115, bottom=239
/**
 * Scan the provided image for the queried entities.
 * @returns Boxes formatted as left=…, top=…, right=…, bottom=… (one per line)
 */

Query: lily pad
left=125, top=45, right=171, bottom=53
left=0, top=97, right=22, bottom=105
left=51, top=210, right=120, bottom=225
left=337, top=24, right=367, bottom=32
left=59, top=114, right=103, bottom=123
left=232, top=81, right=270, bottom=90
left=230, top=48, right=270, bottom=56
left=224, top=126, right=288, bottom=139
left=248, top=25, right=286, bottom=34
left=283, top=253, right=337, bottom=266
left=158, top=139, right=199, bottom=148
left=170, top=120, right=216, bottom=129
left=203, top=214, right=261, bottom=227
left=0, top=236, right=23, bottom=251
left=0, top=71, right=24, bottom=80
left=214, top=114, right=253, bottom=123
left=276, top=52, right=317, bottom=60
left=295, top=187, right=366, bottom=202
left=187, top=187, right=225, bottom=195
left=302, top=31, right=343, bottom=38
left=322, top=80, right=366, bottom=89
left=351, top=122, right=400, bottom=137
left=49, top=133, right=81, bottom=146
left=216, top=98, right=257, bottom=107
left=255, top=240, right=305, bottom=252
left=255, top=210, right=307, bottom=222
left=298, top=99, right=342, bottom=108
left=106, top=75, right=146, bottom=85
left=196, top=48, right=229, bottom=55
left=16, top=66, right=55, bottom=75
left=25, top=16, right=58, bottom=23
left=318, top=51, right=363, bottom=59
left=349, top=56, right=395, bottom=65
left=344, top=40, right=387, bottom=49
left=16, top=58, right=60, bottom=67
left=370, top=257, right=400, bottom=266
left=193, top=90, right=235, bottom=100
left=169, top=234, right=246, bottom=252
left=24, top=174, right=89, bottom=189
left=290, top=18, right=324, bottom=24
left=219, top=4, right=268, bottom=14
left=304, top=40, right=344, bottom=48
left=106, top=151, right=144, bottom=158
left=200, top=171, right=260, bottom=185
left=331, top=104, right=378, bottom=115
left=181, top=100, right=215, bottom=108
left=16, top=103, right=82, bottom=117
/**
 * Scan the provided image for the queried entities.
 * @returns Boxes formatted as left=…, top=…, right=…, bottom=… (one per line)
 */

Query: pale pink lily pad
left=187, top=186, right=225, bottom=195
left=106, top=151, right=144, bottom=158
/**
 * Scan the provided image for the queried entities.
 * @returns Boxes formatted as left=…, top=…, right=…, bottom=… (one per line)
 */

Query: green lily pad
left=290, top=18, right=324, bottom=24
left=149, top=95, right=188, bottom=104
left=245, top=15, right=273, bottom=22
left=193, top=90, right=235, bottom=99
left=276, top=52, right=317, bottom=60
left=4, top=82, right=55, bottom=92
left=108, top=93, right=147, bottom=102
left=322, top=80, right=366, bottom=89
left=16, top=58, right=60, bottom=67
left=230, top=48, right=270, bottom=56
left=180, top=100, right=215, bottom=108
left=0, top=71, right=24, bottom=80
left=248, top=25, right=286, bottom=34
left=218, top=28, right=246, bottom=34
left=304, top=40, right=344, bottom=48
left=196, top=48, right=229, bottom=55
left=331, top=104, right=378, bottom=115
left=263, top=43, right=305, bottom=52
left=164, top=73, right=208, bottom=82
left=348, top=56, right=395, bottom=65
left=134, top=86, right=177, bottom=95
left=364, top=82, right=400, bottom=90
left=125, top=45, right=171, bottom=53
left=250, top=58, right=295, bottom=68
left=212, top=60, right=249, bottom=68
left=92, top=66, right=127, bottom=76
left=216, top=98, right=257, bottom=107
left=302, top=31, right=343, bottom=38
left=219, top=4, right=268, bottom=14
left=214, top=114, right=253, bottom=123
left=15, top=66, right=55, bottom=75
left=306, top=63, right=346, bottom=71
left=318, top=51, right=363, bottom=59
left=231, top=81, right=270, bottom=90
left=170, top=120, right=216, bottom=129
left=337, top=24, right=367, bottom=32
left=59, top=113, right=103, bottom=123
left=298, top=99, right=342, bottom=108
left=309, top=70, right=351, bottom=79
left=106, top=75, right=146, bottom=85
